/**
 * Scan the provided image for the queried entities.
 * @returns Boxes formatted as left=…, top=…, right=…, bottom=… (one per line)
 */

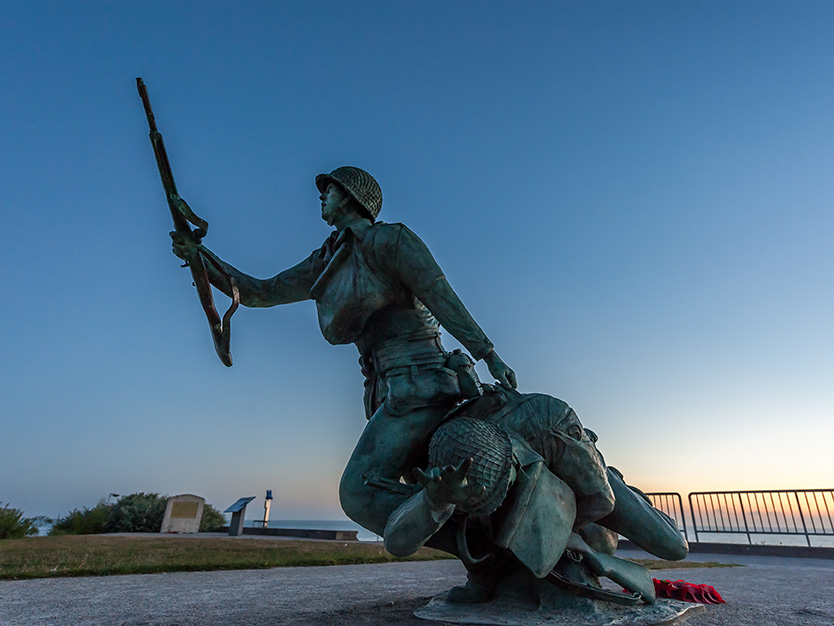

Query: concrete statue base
left=415, top=585, right=704, bottom=626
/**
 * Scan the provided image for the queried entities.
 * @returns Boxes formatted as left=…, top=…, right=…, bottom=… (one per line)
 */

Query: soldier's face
left=320, top=183, right=347, bottom=226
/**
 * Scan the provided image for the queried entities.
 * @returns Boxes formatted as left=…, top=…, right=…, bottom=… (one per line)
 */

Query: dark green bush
left=105, top=493, right=168, bottom=533
left=50, top=502, right=111, bottom=535
left=0, top=503, right=44, bottom=539
left=47, top=493, right=227, bottom=535
left=199, top=503, right=227, bottom=532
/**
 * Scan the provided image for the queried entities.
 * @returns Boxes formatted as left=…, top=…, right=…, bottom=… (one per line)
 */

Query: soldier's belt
left=371, top=333, right=446, bottom=374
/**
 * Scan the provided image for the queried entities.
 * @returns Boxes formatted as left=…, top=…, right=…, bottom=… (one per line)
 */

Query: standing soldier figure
left=171, top=166, right=517, bottom=548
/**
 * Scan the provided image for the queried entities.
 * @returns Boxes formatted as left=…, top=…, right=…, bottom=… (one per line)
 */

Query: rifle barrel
left=136, top=78, right=158, bottom=133
left=137, top=77, right=184, bottom=228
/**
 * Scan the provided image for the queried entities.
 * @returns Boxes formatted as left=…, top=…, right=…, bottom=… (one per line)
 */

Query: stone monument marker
left=160, top=494, right=204, bottom=534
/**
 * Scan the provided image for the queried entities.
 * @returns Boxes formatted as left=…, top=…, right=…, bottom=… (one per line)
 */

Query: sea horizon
left=255, top=519, right=381, bottom=542
left=33, top=518, right=381, bottom=542
left=32, top=518, right=832, bottom=548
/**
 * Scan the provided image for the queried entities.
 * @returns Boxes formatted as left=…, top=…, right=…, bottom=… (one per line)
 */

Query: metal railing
left=687, top=489, right=834, bottom=546
left=645, top=492, right=688, bottom=539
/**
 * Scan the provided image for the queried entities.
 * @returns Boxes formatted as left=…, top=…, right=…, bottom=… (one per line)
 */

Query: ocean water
left=33, top=518, right=833, bottom=547
left=32, top=518, right=381, bottom=541
left=256, top=519, right=382, bottom=542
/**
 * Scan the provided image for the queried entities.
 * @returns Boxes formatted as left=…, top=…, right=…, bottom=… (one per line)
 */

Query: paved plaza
left=1, top=548, right=832, bottom=625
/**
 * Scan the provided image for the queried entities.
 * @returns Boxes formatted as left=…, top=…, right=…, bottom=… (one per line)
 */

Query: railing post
left=736, top=492, right=751, bottom=545
left=675, top=493, right=688, bottom=543
left=818, top=490, right=833, bottom=533
left=688, top=493, right=699, bottom=544
left=793, top=491, right=811, bottom=547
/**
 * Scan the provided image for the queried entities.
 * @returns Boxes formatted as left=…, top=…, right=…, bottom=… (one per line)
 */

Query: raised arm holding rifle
left=136, top=77, right=239, bottom=366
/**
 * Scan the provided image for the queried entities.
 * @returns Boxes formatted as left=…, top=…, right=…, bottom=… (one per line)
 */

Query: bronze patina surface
left=144, top=84, right=700, bottom=623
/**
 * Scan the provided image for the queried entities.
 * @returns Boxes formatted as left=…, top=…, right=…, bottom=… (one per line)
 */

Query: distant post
left=262, top=489, right=273, bottom=528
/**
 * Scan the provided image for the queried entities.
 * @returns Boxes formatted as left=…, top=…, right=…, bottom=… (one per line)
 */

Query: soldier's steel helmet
left=428, top=417, right=514, bottom=517
left=316, top=166, right=383, bottom=222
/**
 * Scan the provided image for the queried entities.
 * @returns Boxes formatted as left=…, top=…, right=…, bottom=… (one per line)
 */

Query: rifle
left=547, top=533, right=656, bottom=605
left=136, top=77, right=239, bottom=367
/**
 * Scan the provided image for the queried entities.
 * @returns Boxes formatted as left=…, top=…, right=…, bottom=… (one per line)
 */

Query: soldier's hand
left=413, top=457, right=480, bottom=509
left=484, top=350, right=517, bottom=389
left=170, top=195, right=207, bottom=240
left=170, top=229, right=200, bottom=263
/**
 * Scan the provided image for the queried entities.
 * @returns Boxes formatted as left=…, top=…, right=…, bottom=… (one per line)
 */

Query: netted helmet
left=316, top=166, right=383, bottom=222
left=428, top=417, right=514, bottom=517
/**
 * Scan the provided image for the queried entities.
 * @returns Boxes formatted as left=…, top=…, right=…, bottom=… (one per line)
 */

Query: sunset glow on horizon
left=2, top=1, right=832, bottom=522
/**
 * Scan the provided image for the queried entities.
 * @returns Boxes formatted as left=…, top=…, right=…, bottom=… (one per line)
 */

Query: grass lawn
left=0, top=534, right=737, bottom=580
left=0, top=534, right=451, bottom=580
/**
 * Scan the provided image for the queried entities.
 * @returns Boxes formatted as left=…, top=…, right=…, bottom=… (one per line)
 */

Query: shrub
left=46, top=493, right=226, bottom=536
left=50, top=502, right=111, bottom=535
left=105, top=493, right=168, bottom=533
left=0, top=503, right=41, bottom=539
left=199, top=503, right=227, bottom=532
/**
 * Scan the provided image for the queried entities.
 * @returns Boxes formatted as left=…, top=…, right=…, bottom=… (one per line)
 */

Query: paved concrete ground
left=1, top=549, right=832, bottom=625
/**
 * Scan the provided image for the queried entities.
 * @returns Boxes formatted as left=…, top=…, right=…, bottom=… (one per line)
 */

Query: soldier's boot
left=446, top=574, right=494, bottom=604
left=446, top=551, right=508, bottom=604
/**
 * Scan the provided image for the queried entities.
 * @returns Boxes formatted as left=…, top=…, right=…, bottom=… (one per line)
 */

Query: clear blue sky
left=2, top=1, right=832, bottom=521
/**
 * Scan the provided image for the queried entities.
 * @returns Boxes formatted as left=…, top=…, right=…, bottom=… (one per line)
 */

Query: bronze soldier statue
left=143, top=78, right=698, bottom=619
left=170, top=166, right=687, bottom=608
left=171, top=166, right=516, bottom=538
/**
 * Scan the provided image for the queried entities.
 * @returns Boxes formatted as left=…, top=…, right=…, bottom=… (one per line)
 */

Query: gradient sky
left=2, top=1, right=832, bottom=522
